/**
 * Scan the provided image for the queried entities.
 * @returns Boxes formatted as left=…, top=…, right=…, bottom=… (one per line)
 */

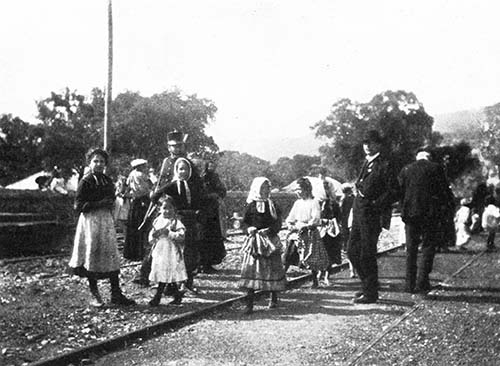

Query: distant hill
left=433, top=108, right=484, bottom=134
left=221, top=132, right=324, bottom=163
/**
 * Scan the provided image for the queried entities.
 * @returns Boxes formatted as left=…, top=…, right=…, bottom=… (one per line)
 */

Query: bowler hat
left=362, top=130, right=383, bottom=144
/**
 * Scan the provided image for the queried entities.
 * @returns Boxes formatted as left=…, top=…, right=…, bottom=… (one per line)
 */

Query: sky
left=1, top=0, right=500, bottom=161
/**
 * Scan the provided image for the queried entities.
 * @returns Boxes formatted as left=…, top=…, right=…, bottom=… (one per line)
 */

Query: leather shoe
left=354, top=291, right=363, bottom=298
left=353, top=295, right=378, bottom=304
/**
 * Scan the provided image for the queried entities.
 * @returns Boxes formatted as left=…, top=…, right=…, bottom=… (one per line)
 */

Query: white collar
left=365, top=152, right=380, bottom=163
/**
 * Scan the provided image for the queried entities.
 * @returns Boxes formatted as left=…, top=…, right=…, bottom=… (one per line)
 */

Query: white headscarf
left=173, top=158, right=192, bottom=205
left=246, top=177, right=277, bottom=219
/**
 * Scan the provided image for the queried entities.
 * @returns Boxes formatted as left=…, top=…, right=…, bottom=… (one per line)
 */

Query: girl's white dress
left=148, top=215, right=187, bottom=284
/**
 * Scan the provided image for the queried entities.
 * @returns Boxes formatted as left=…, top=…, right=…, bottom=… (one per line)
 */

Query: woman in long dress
left=239, top=177, right=286, bottom=314
left=69, top=148, right=135, bottom=307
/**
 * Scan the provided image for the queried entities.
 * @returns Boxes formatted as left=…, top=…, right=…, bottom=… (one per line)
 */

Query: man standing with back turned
left=348, top=130, right=398, bottom=304
left=398, top=147, right=451, bottom=294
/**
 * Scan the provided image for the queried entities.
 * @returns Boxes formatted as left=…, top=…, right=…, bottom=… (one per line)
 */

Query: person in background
left=125, top=158, right=152, bottom=263
left=49, top=167, right=68, bottom=195
left=349, top=130, right=398, bottom=303
left=286, top=177, right=331, bottom=288
left=148, top=168, right=158, bottom=186
left=454, top=198, right=472, bottom=250
left=239, top=177, right=285, bottom=314
left=318, top=179, right=342, bottom=286
left=339, top=183, right=355, bottom=277
left=398, top=147, right=451, bottom=294
left=148, top=195, right=186, bottom=306
left=69, top=148, right=135, bottom=307
left=482, top=195, right=500, bottom=252
left=113, top=175, right=130, bottom=242
left=199, top=158, right=227, bottom=273
left=470, top=182, right=490, bottom=234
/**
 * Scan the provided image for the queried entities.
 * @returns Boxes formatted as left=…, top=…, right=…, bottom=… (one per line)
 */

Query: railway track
left=25, top=238, right=405, bottom=366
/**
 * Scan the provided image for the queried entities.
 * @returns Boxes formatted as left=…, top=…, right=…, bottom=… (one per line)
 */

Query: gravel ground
left=94, top=233, right=498, bottom=366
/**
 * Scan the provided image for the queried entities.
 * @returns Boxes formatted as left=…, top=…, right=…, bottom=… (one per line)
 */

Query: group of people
left=68, top=131, right=227, bottom=307
left=67, top=127, right=494, bottom=311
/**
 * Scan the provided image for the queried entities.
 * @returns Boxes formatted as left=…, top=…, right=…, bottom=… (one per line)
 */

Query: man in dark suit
left=348, top=130, right=399, bottom=304
left=398, top=147, right=452, bottom=294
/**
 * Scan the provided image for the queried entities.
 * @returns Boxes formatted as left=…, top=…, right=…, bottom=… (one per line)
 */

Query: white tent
left=5, top=171, right=50, bottom=190
left=281, top=176, right=343, bottom=200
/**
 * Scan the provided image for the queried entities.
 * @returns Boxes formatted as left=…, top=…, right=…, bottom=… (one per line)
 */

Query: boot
left=243, top=289, right=254, bottom=314
left=110, top=273, right=136, bottom=306
left=268, top=291, right=278, bottom=309
left=169, top=284, right=183, bottom=305
left=311, top=271, right=319, bottom=288
left=185, top=275, right=198, bottom=294
left=88, top=278, right=104, bottom=307
left=149, top=283, right=166, bottom=307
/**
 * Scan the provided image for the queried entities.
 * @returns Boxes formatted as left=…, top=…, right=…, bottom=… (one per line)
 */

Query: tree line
left=0, top=87, right=494, bottom=195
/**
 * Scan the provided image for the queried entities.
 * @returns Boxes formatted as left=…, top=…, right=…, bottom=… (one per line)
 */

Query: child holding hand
left=148, top=195, right=187, bottom=306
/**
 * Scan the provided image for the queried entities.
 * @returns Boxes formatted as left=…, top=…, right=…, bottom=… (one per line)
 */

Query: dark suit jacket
left=398, top=158, right=451, bottom=223
left=355, top=155, right=399, bottom=210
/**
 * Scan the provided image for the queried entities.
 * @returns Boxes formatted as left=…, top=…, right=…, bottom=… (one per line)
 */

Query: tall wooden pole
left=104, top=0, right=113, bottom=151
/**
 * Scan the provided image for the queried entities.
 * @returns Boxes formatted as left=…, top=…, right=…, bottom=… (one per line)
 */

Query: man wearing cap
left=348, top=129, right=399, bottom=304
left=124, top=158, right=152, bottom=262
left=135, top=131, right=205, bottom=291
left=398, top=147, right=452, bottom=294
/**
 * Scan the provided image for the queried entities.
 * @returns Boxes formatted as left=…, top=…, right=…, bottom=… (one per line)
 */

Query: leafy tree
left=111, top=89, right=218, bottom=173
left=480, top=102, right=500, bottom=166
left=36, top=88, right=104, bottom=177
left=0, top=114, right=44, bottom=186
left=313, top=90, right=439, bottom=180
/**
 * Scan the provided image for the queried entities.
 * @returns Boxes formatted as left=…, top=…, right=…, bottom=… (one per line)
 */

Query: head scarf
left=173, top=157, right=192, bottom=205
left=173, top=158, right=192, bottom=181
left=246, top=177, right=277, bottom=219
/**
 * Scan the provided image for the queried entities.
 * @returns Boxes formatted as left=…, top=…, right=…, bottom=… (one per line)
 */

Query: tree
left=0, top=114, right=44, bottom=186
left=110, top=89, right=219, bottom=173
left=36, top=88, right=104, bottom=177
left=313, top=90, right=439, bottom=180
left=480, top=102, right=500, bottom=166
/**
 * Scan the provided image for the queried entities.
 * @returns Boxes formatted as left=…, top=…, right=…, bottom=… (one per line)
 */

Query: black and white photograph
left=1, top=1, right=500, bottom=365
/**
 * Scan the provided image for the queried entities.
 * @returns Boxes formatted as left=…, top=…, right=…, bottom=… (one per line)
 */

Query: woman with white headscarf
left=239, top=177, right=286, bottom=314
left=151, top=157, right=205, bottom=294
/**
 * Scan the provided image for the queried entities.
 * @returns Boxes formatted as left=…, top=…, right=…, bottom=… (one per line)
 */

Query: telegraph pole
left=104, top=0, right=113, bottom=151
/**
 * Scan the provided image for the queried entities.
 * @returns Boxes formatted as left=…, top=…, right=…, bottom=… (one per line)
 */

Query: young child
left=286, top=177, right=331, bottom=288
left=239, top=177, right=286, bottom=314
left=454, top=198, right=471, bottom=250
left=148, top=195, right=187, bottom=306
left=482, top=196, right=500, bottom=252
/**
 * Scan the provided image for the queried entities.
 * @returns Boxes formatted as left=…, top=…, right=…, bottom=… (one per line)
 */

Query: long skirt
left=323, top=234, right=342, bottom=265
left=69, top=208, right=121, bottom=279
left=199, top=206, right=226, bottom=266
left=178, top=210, right=201, bottom=275
left=149, top=237, right=187, bottom=284
left=301, top=228, right=331, bottom=271
left=124, top=196, right=150, bottom=261
left=239, top=234, right=286, bottom=291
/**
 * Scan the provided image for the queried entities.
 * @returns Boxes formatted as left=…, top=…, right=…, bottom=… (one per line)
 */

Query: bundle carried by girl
left=241, top=229, right=278, bottom=258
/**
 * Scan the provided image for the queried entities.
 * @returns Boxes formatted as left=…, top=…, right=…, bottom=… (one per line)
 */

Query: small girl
left=482, top=196, right=500, bottom=252
left=286, top=177, right=331, bottom=288
left=239, top=177, right=286, bottom=314
left=148, top=195, right=187, bottom=306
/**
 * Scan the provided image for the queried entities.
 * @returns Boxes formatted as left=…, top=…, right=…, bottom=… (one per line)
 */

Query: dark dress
left=199, top=170, right=227, bottom=267
left=320, top=199, right=342, bottom=265
left=239, top=201, right=286, bottom=291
